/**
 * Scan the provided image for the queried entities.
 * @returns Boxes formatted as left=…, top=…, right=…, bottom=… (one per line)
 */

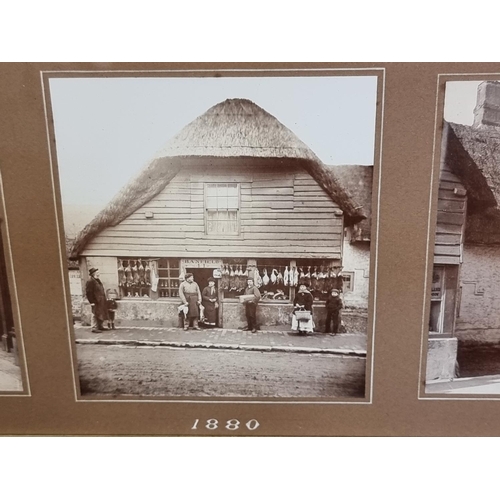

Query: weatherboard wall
left=81, top=164, right=344, bottom=259
left=434, top=125, right=467, bottom=266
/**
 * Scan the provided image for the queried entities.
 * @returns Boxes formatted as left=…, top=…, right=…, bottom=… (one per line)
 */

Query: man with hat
left=86, top=267, right=108, bottom=333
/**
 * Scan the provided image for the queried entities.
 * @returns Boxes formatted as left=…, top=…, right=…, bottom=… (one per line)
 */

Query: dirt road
left=77, top=344, right=366, bottom=398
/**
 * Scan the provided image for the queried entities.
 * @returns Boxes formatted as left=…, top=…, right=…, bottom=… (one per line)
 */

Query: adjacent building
left=427, top=81, right=500, bottom=379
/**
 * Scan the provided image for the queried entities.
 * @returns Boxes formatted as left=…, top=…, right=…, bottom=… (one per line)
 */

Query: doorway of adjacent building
left=186, top=268, right=221, bottom=327
left=429, top=266, right=445, bottom=334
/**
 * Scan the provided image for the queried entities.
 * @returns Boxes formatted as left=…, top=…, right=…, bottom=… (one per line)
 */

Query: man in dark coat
left=86, top=267, right=108, bottom=333
left=325, top=288, right=343, bottom=334
left=243, top=278, right=261, bottom=333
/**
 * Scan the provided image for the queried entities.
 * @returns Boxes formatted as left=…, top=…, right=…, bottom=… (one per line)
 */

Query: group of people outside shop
left=86, top=269, right=343, bottom=335
left=177, top=273, right=261, bottom=333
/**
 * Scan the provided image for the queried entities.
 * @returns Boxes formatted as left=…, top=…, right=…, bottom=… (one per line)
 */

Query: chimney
left=473, top=81, right=500, bottom=128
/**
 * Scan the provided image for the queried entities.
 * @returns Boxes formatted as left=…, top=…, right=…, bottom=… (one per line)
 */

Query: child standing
left=106, top=289, right=119, bottom=330
left=325, top=289, right=343, bottom=334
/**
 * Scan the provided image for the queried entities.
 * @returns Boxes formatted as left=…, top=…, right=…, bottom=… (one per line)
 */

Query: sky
left=49, top=74, right=378, bottom=211
left=444, top=81, right=483, bottom=125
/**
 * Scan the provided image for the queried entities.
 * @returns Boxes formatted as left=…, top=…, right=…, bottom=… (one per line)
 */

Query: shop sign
left=182, top=258, right=223, bottom=269
left=212, top=269, right=222, bottom=279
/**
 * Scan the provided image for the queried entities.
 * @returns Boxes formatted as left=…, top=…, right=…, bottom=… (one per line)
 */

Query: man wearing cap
left=178, top=273, right=202, bottom=330
left=325, top=288, right=343, bottom=334
left=243, top=277, right=261, bottom=333
left=86, top=268, right=108, bottom=333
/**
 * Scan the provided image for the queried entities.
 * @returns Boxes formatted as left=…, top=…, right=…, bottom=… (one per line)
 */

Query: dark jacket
left=293, top=290, right=313, bottom=311
left=325, top=294, right=343, bottom=312
left=107, top=299, right=118, bottom=311
left=86, top=277, right=108, bottom=321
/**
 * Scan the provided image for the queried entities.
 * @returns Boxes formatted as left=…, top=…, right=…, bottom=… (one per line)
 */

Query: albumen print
left=426, top=79, right=500, bottom=396
left=0, top=185, right=25, bottom=393
left=45, top=71, right=382, bottom=400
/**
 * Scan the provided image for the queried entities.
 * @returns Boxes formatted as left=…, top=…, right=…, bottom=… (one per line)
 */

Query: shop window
left=158, top=258, right=181, bottom=298
left=295, top=259, right=342, bottom=301
left=253, top=259, right=292, bottom=302
left=205, top=183, right=240, bottom=235
left=218, top=259, right=346, bottom=302
left=118, top=258, right=181, bottom=298
left=118, top=258, right=155, bottom=298
left=219, top=258, right=252, bottom=299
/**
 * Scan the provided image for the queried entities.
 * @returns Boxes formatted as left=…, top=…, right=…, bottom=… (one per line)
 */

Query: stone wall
left=456, top=245, right=500, bottom=342
left=81, top=299, right=368, bottom=333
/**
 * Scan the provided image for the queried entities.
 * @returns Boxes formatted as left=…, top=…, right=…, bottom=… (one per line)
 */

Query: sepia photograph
left=425, top=77, right=500, bottom=396
left=44, top=70, right=382, bottom=400
left=0, top=177, right=26, bottom=393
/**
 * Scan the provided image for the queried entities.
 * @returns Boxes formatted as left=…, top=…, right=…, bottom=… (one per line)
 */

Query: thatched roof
left=328, top=165, right=373, bottom=241
left=446, top=121, right=500, bottom=244
left=70, top=98, right=366, bottom=258
left=65, top=237, right=79, bottom=269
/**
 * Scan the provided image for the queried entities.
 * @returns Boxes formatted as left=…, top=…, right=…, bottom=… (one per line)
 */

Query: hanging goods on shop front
left=262, top=268, right=269, bottom=286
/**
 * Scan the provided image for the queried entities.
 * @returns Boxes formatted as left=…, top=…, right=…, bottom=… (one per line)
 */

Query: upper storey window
left=205, top=183, right=240, bottom=235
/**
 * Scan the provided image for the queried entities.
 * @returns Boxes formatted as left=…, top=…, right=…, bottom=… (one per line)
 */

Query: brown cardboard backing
left=1, top=62, right=499, bottom=436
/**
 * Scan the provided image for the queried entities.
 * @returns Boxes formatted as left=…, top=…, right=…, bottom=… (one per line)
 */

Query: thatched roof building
left=445, top=121, right=500, bottom=244
left=328, top=165, right=373, bottom=241
left=70, top=98, right=366, bottom=258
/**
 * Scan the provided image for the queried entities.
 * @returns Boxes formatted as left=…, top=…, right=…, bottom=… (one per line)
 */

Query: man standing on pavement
left=179, top=273, right=202, bottom=330
left=325, top=288, right=343, bottom=334
left=243, top=277, right=261, bottom=333
left=85, top=267, right=108, bottom=333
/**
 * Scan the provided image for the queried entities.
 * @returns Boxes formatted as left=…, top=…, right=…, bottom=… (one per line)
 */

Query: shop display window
left=157, top=258, right=180, bottom=298
left=252, top=258, right=292, bottom=302
left=295, top=258, right=343, bottom=300
left=219, top=258, right=250, bottom=299
left=117, top=258, right=153, bottom=298
left=117, top=258, right=180, bottom=299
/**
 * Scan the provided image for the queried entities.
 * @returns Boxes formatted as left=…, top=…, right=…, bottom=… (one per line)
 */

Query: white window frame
left=204, top=182, right=240, bottom=236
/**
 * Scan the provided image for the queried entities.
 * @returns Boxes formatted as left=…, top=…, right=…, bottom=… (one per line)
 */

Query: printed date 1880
left=191, top=419, right=260, bottom=431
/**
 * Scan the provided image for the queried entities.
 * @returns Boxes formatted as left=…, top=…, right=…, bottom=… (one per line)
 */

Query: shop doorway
left=186, top=268, right=221, bottom=327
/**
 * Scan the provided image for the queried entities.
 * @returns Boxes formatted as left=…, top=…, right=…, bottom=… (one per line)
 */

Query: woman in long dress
left=202, top=278, right=218, bottom=327
left=292, top=283, right=314, bottom=335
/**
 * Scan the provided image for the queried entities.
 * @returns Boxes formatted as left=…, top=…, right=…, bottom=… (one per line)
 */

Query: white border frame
left=41, top=66, right=385, bottom=405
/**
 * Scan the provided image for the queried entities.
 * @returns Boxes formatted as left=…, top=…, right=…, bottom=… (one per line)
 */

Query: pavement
left=73, top=323, right=367, bottom=357
left=426, top=374, right=500, bottom=395
left=0, top=348, right=22, bottom=392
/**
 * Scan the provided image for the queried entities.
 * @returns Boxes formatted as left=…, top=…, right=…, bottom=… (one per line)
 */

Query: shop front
left=80, top=255, right=351, bottom=331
